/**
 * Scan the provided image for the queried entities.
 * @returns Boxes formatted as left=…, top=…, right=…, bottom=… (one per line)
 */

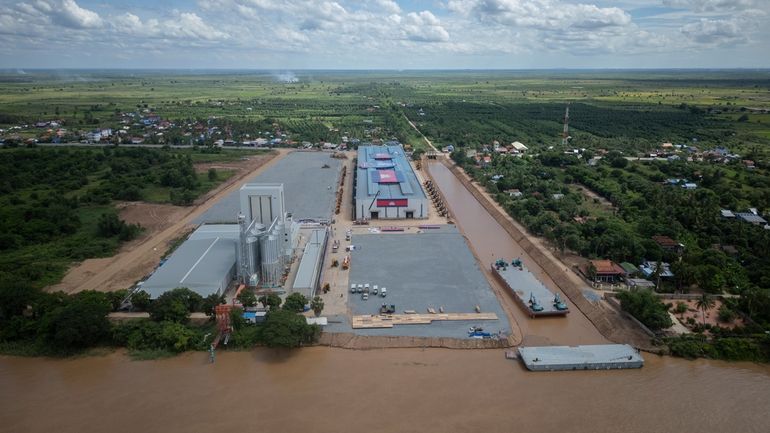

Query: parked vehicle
left=372, top=285, right=379, bottom=295
left=380, top=287, right=387, bottom=297
left=350, top=284, right=356, bottom=294
left=357, top=284, right=363, bottom=293
left=362, top=293, right=369, bottom=301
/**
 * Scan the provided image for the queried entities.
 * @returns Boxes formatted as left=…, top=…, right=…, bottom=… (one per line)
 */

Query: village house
left=652, top=235, right=685, bottom=255
left=585, top=259, right=626, bottom=283
left=736, top=212, right=767, bottom=225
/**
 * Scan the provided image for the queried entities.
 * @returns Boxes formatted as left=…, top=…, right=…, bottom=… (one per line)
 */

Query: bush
left=149, top=288, right=203, bottom=323
left=616, top=290, right=673, bottom=331
left=113, top=320, right=205, bottom=354
left=282, top=292, right=307, bottom=312
left=718, top=305, right=736, bottom=323
left=37, top=291, right=111, bottom=353
left=261, top=309, right=319, bottom=348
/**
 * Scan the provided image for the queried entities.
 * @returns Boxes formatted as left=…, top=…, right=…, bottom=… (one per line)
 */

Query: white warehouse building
left=355, top=144, right=428, bottom=220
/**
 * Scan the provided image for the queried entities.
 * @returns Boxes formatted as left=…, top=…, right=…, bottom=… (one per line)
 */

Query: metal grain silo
left=260, top=234, right=281, bottom=287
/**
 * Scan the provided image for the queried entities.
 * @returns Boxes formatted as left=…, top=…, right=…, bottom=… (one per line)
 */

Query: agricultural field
left=2, top=70, right=769, bottom=155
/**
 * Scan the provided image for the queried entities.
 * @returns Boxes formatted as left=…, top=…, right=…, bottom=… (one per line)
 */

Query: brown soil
left=47, top=150, right=284, bottom=294
left=673, top=299, right=745, bottom=330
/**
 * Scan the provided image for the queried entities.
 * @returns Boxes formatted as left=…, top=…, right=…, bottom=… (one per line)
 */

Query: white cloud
left=376, top=0, right=401, bottom=14
left=681, top=17, right=746, bottom=45
left=110, top=11, right=228, bottom=42
left=448, top=0, right=631, bottom=30
left=402, top=11, right=450, bottom=42
left=0, top=0, right=768, bottom=68
left=53, top=0, right=103, bottom=29
left=662, top=0, right=758, bottom=13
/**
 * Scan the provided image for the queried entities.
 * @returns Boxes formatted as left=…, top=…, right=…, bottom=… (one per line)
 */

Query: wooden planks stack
left=351, top=312, right=498, bottom=329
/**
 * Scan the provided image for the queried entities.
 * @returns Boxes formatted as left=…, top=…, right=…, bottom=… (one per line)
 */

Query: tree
left=37, top=291, right=111, bottom=352
left=616, top=290, right=673, bottom=331
left=208, top=168, right=217, bottom=181
left=149, top=294, right=189, bottom=323
left=696, top=294, right=716, bottom=326
left=105, top=289, right=128, bottom=312
left=0, top=280, right=38, bottom=319
left=131, top=290, right=151, bottom=311
left=310, top=296, right=324, bottom=317
left=259, top=292, right=282, bottom=309
left=260, top=309, right=319, bottom=348
left=148, top=288, right=202, bottom=323
left=282, top=292, right=307, bottom=312
left=201, top=293, right=225, bottom=317
left=237, top=290, right=258, bottom=308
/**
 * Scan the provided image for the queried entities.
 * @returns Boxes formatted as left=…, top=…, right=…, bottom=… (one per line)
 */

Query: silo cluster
left=236, top=211, right=293, bottom=288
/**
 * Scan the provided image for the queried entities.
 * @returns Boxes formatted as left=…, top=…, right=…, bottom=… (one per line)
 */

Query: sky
left=0, top=0, right=769, bottom=69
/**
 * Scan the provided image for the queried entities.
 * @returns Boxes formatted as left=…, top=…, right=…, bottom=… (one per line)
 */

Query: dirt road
left=53, top=149, right=288, bottom=294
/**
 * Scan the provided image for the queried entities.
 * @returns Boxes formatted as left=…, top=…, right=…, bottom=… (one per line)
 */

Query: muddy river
left=2, top=161, right=769, bottom=433
left=2, top=349, right=769, bottom=433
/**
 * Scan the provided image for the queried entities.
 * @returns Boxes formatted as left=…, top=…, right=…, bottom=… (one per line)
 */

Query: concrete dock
left=518, top=344, right=644, bottom=371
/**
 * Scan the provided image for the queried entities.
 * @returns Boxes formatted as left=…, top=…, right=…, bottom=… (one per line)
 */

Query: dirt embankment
left=439, top=159, right=657, bottom=352
left=48, top=150, right=282, bottom=294
left=318, top=332, right=515, bottom=350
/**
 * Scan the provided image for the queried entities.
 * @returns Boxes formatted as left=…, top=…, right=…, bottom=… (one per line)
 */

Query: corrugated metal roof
left=356, top=145, right=426, bottom=201
left=142, top=224, right=238, bottom=299
left=293, top=229, right=327, bottom=292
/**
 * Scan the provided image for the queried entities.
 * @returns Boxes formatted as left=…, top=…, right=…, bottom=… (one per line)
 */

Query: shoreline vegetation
left=2, top=70, right=769, bottom=362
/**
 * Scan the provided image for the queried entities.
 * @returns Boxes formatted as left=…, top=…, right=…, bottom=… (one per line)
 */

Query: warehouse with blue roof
left=355, top=144, right=428, bottom=220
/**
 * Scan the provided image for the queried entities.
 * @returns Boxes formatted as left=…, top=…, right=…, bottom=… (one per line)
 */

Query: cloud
left=110, top=11, right=228, bottom=42
left=680, top=17, right=747, bottom=45
left=52, top=0, right=103, bottom=29
left=662, top=0, right=758, bottom=13
left=373, top=0, right=401, bottom=14
left=402, top=11, right=450, bottom=42
left=448, top=0, right=631, bottom=30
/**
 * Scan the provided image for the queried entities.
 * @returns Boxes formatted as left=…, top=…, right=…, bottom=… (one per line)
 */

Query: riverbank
left=430, top=159, right=657, bottom=351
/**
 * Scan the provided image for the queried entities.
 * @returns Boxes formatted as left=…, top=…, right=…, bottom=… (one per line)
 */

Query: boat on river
left=491, top=258, right=569, bottom=318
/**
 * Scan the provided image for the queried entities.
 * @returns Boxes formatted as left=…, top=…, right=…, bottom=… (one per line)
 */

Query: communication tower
left=562, top=103, right=570, bottom=146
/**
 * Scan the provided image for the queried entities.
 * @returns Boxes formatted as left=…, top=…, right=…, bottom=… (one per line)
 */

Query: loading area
left=328, top=225, right=511, bottom=338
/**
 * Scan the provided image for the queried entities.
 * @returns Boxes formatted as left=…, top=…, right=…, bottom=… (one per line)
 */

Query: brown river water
left=2, top=161, right=770, bottom=433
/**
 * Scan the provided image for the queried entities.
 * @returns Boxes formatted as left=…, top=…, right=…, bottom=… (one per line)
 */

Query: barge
left=491, top=259, right=569, bottom=317
left=518, top=344, right=644, bottom=371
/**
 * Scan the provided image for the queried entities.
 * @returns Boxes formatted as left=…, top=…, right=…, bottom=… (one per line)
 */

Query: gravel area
left=196, top=151, right=341, bottom=223
left=324, top=225, right=511, bottom=338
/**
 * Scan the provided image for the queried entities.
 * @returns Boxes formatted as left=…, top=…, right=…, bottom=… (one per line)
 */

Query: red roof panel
left=377, top=169, right=399, bottom=183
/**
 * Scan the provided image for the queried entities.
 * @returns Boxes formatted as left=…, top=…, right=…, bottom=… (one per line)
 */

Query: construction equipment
left=379, top=303, right=396, bottom=314
left=528, top=293, right=544, bottom=312
left=553, top=293, right=568, bottom=311
left=341, top=255, right=350, bottom=270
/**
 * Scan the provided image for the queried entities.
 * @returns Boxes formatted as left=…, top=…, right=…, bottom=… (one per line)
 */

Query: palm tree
left=695, top=294, right=715, bottom=326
